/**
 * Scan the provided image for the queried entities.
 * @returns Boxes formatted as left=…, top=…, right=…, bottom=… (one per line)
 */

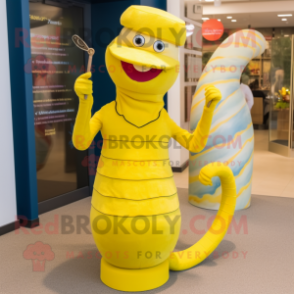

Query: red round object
left=202, top=19, right=224, bottom=41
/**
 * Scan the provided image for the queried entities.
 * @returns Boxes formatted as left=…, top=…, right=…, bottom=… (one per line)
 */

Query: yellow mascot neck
left=115, top=86, right=165, bottom=128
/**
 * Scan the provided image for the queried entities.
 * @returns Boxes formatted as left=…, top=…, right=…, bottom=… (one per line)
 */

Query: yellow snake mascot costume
left=73, top=6, right=237, bottom=292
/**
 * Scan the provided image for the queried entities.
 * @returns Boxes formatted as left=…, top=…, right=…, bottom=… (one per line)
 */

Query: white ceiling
left=198, top=0, right=294, bottom=28
left=207, top=12, right=294, bottom=29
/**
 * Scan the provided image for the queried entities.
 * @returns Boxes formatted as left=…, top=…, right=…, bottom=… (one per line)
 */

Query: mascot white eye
left=153, top=40, right=165, bottom=52
left=133, top=35, right=145, bottom=47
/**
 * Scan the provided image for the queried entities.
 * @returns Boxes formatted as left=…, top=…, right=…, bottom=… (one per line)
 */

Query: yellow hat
left=120, top=6, right=186, bottom=46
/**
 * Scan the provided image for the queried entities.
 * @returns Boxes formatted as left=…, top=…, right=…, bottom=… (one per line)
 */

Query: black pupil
left=157, top=43, right=163, bottom=50
left=136, top=37, right=142, bottom=45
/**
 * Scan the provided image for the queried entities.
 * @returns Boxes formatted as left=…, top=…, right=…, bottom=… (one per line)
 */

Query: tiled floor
left=173, top=130, right=294, bottom=198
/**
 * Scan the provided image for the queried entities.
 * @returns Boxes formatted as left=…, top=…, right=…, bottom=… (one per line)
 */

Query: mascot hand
left=74, top=72, right=93, bottom=100
left=199, top=165, right=214, bottom=187
left=205, top=85, right=222, bottom=109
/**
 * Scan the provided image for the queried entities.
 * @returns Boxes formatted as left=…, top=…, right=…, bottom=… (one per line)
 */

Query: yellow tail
left=169, top=163, right=236, bottom=271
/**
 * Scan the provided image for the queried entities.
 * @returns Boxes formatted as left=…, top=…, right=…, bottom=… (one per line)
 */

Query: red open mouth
left=121, top=61, right=162, bottom=82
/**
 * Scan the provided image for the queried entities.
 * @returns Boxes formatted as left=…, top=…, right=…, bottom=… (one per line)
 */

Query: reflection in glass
left=184, top=54, right=202, bottom=82
left=30, top=2, right=88, bottom=202
left=269, top=36, right=291, bottom=149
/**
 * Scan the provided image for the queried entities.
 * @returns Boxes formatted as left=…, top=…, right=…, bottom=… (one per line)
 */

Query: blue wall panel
left=6, top=0, right=39, bottom=223
left=140, top=0, right=166, bottom=11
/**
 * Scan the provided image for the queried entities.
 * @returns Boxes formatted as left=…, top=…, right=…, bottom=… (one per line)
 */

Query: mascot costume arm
left=167, top=85, right=221, bottom=153
left=166, top=86, right=237, bottom=271
left=72, top=72, right=101, bottom=150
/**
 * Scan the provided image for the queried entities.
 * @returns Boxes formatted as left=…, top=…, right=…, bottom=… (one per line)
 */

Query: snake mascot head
left=73, top=5, right=236, bottom=292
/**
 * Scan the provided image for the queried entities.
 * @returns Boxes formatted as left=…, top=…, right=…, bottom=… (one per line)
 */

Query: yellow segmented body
left=90, top=102, right=181, bottom=269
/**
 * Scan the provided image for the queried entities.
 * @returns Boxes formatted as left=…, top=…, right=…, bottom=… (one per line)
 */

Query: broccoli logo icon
left=81, top=154, right=101, bottom=175
left=23, top=241, right=55, bottom=272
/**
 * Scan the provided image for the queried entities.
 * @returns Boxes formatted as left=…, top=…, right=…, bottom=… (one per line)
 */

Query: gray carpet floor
left=1, top=188, right=294, bottom=294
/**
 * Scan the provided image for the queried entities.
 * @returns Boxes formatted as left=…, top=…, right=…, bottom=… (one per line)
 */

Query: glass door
left=29, top=2, right=89, bottom=202
left=268, top=35, right=294, bottom=157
